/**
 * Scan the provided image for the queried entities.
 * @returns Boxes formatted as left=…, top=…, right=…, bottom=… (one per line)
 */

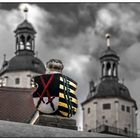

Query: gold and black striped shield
left=58, top=75, right=78, bottom=117
left=32, top=73, right=78, bottom=117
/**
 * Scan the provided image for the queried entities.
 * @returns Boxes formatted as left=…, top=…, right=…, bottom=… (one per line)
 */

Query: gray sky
left=0, top=3, right=140, bottom=131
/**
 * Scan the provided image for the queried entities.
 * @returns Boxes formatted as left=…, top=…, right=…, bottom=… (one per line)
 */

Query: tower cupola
left=14, top=7, right=36, bottom=55
left=100, top=33, right=120, bottom=80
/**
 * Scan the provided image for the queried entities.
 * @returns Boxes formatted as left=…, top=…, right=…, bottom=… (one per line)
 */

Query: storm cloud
left=0, top=3, right=140, bottom=131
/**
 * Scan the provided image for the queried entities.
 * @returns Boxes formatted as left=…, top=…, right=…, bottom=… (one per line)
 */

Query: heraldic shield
left=32, top=73, right=78, bottom=118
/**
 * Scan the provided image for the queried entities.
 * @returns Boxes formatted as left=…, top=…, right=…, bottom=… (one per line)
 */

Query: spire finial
left=3, top=54, right=6, bottom=62
left=105, top=33, right=111, bottom=48
left=23, top=6, right=28, bottom=20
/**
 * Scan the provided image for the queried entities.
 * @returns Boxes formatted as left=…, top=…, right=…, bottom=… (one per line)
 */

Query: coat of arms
left=31, top=59, right=78, bottom=121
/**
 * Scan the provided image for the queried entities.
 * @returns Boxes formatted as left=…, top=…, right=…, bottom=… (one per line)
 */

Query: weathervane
left=23, top=6, right=28, bottom=20
left=105, top=33, right=111, bottom=48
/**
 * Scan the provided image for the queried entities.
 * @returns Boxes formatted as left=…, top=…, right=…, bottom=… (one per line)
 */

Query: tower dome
left=14, top=19, right=36, bottom=34
left=100, top=47, right=119, bottom=61
left=0, top=54, right=46, bottom=76
left=94, top=78, right=137, bottom=109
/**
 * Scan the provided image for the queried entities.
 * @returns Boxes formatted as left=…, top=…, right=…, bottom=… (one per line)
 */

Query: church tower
left=0, top=7, right=46, bottom=88
left=81, top=34, right=138, bottom=137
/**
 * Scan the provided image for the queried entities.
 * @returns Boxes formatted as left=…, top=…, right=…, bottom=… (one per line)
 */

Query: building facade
left=0, top=13, right=46, bottom=88
left=81, top=34, right=138, bottom=137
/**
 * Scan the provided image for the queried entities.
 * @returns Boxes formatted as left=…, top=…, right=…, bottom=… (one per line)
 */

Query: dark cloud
left=36, top=3, right=105, bottom=37
left=0, top=3, right=19, bottom=10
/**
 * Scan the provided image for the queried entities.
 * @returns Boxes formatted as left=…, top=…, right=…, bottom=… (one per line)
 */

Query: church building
left=0, top=8, right=46, bottom=88
left=81, top=34, right=138, bottom=137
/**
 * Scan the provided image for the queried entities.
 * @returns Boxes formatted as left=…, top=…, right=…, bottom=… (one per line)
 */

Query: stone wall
left=82, top=97, right=136, bottom=133
left=0, top=120, right=120, bottom=137
left=1, top=71, right=39, bottom=88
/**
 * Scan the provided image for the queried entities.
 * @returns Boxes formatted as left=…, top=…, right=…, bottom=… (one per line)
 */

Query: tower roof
left=95, top=78, right=132, bottom=100
left=0, top=52, right=46, bottom=76
left=81, top=78, right=137, bottom=109
left=100, top=47, right=119, bottom=61
left=14, top=19, right=36, bottom=34
left=95, top=78, right=137, bottom=108
left=0, top=87, right=36, bottom=123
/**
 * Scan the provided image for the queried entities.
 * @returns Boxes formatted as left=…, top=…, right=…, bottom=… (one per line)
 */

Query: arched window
left=19, top=35, right=25, bottom=50
left=26, top=35, right=32, bottom=50
left=102, top=63, right=105, bottom=76
left=106, top=62, right=111, bottom=76
left=16, top=37, right=19, bottom=50
left=113, top=63, right=116, bottom=76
